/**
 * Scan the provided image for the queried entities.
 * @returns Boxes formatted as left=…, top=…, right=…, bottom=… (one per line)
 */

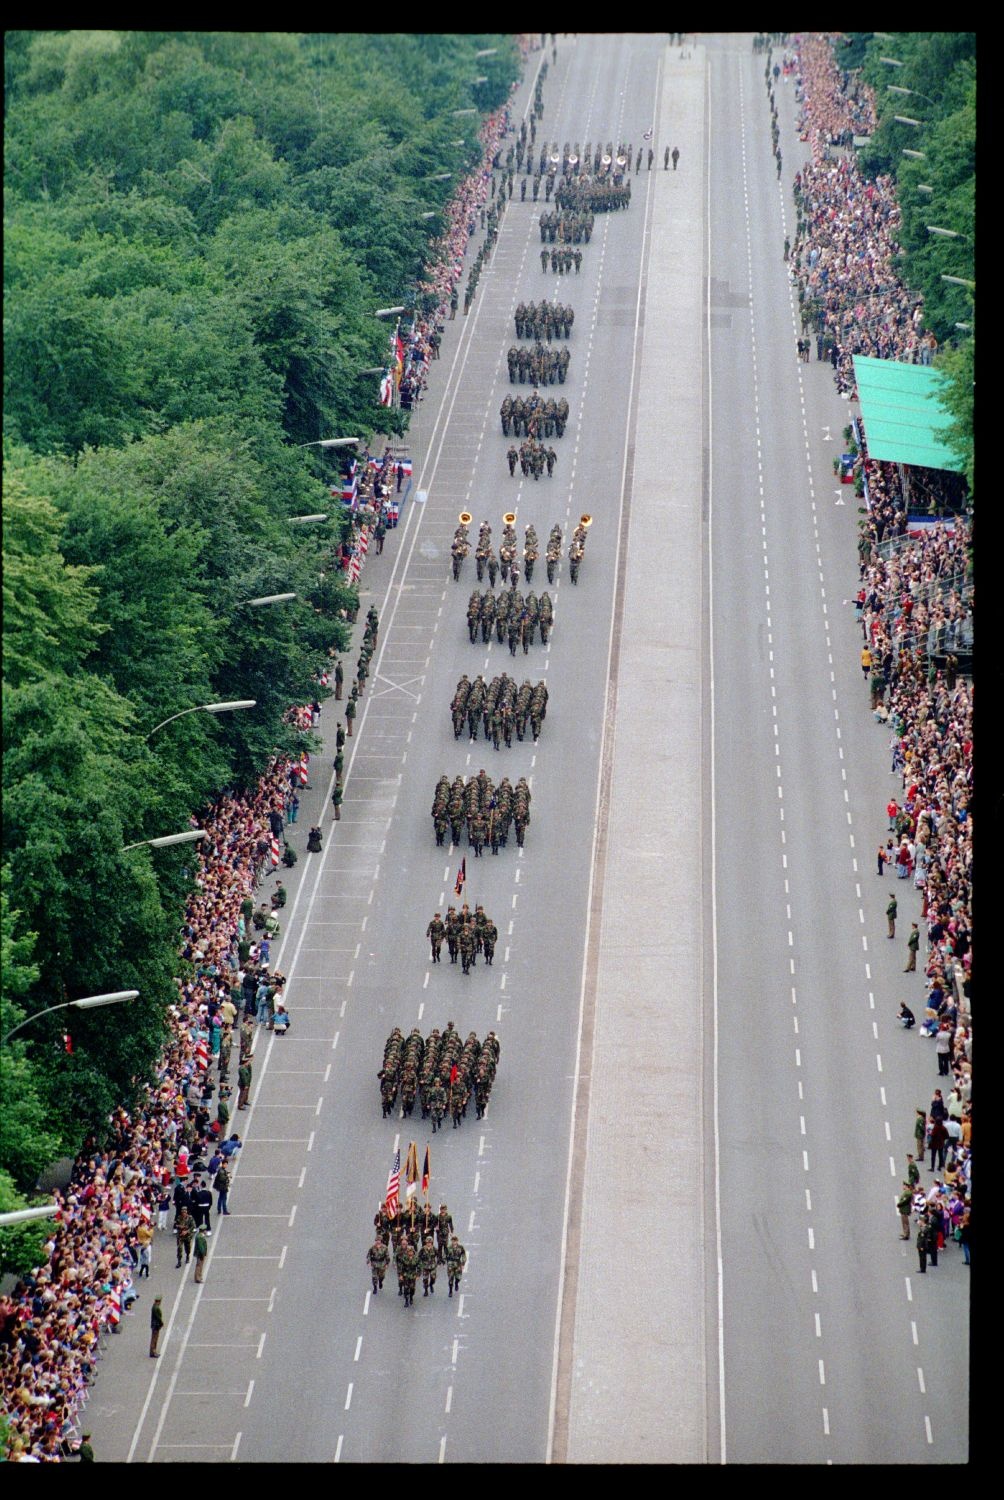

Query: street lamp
left=893, top=116, right=924, bottom=127
left=427, top=172, right=452, bottom=182
left=473, top=76, right=488, bottom=84
left=926, top=225, right=967, bottom=239
left=941, top=275, right=975, bottom=289
left=0, top=1205, right=61, bottom=1228
left=917, top=184, right=934, bottom=194
left=357, top=367, right=385, bottom=376
left=146, top=700, right=256, bottom=738
left=902, top=149, right=926, bottom=160
left=475, top=48, right=497, bottom=58
left=373, top=306, right=406, bottom=318
left=878, top=56, right=904, bottom=67
left=453, top=108, right=477, bottom=116
left=888, top=85, right=936, bottom=105
left=289, top=513, right=330, bottom=524
left=247, top=593, right=297, bottom=608
left=299, top=437, right=361, bottom=447
left=121, top=829, right=206, bottom=853
left=420, top=211, right=437, bottom=221
left=2, top=991, right=139, bottom=1047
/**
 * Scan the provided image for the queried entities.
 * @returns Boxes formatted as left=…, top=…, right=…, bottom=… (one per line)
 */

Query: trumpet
left=579, top=514, right=593, bottom=528
left=503, top=512, right=517, bottom=526
left=458, top=512, right=472, bottom=526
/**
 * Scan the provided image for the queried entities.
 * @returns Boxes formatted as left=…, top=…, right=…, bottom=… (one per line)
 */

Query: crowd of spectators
left=1, top=60, right=543, bottom=1459
left=789, top=34, right=936, bottom=400
left=0, top=752, right=311, bottom=1459
left=790, top=35, right=973, bottom=1263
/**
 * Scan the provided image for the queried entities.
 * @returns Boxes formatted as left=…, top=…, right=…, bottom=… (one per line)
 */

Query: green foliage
left=2, top=30, right=521, bottom=1171
left=935, top=339, right=975, bottom=498
left=838, top=34, right=975, bottom=348
left=0, top=1171, right=53, bottom=1279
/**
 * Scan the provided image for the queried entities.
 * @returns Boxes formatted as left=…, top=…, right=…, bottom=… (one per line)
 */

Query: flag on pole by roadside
left=385, top=1148, right=400, bottom=1219
left=454, top=857, right=466, bottom=896
left=379, top=371, right=394, bottom=407
left=422, top=1146, right=430, bottom=1198
left=405, top=1141, right=419, bottom=1201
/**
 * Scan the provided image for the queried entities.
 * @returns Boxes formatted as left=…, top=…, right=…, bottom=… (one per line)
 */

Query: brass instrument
left=459, top=512, right=472, bottom=526
left=503, top=512, right=517, bottom=525
left=579, top=514, right=593, bottom=528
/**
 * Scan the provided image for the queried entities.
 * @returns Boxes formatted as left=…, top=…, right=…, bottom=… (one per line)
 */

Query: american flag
left=385, top=1148, right=401, bottom=1219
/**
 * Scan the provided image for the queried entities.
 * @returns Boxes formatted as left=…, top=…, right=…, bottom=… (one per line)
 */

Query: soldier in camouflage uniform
left=446, top=1236, right=468, bottom=1297
left=426, top=913, right=445, bottom=963
left=436, top=1203, right=454, bottom=1265
left=367, top=1237, right=390, bottom=1293
left=420, top=1237, right=438, bottom=1296
left=507, top=445, right=518, bottom=476
left=444, top=907, right=460, bottom=964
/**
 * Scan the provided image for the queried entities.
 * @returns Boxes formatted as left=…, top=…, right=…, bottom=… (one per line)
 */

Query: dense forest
left=834, top=31, right=975, bottom=492
left=1, top=31, right=520, bottom=1210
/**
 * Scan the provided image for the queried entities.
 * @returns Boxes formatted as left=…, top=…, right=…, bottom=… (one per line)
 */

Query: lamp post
left=373, top=306, right=406, bottom=318
left=2, top=991, right=139, bottom=1048
left=452, top=108, right=477, bottom=117
left=888, top=85, right=936, bottom=106
left=146, top=700, right=256, bottom=739
left=941, top=275, right=975, bottom=289
left=121, top=829, right=206, bottom=853
left=878, top=56, right=904, bottom=68
left=289, top=513, right=330, bottom=524
left=299, top=437, right=361, bottom=448
left=893, top=115, right=924, bottom=127
left=926, top=225, right=967, bottom=240
left=247, top=593, right=296, bottom=608
left=474, top=48, right=497, bottom=58
left=902, top=149, right=926, bottom=160
left=0, top=1205, right=61, bottom=1228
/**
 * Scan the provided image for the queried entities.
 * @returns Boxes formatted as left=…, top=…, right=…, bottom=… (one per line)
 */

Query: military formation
left=378, top=1023, right=501, bottom=1127
left=514, top=301, right=574, bottom=340
left=431, top=771, right=532, bottom=853
left=538, top=210, right=594, bottom=244
left=499, top=393, right=569, bottom=438
left=466, top=587, right=554, bottom=650
left=450, top=673, right=549, bottom=746
left=507, top=342, right=570, bottom=384
left=368, top=1199, right=468, bottom=1302
left=424, top=903, right=499, bottom=975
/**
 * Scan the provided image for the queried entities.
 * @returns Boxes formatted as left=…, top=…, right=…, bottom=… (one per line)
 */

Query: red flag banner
left=450, top=1063, right=459, bottom=1085
left=385, top=1148, right=400, bottom=1219
left=454, top=857, right=466, bottom=896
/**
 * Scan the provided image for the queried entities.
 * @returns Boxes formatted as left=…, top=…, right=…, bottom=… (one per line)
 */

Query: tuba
left=579, top=514, right=593, bottom=528
left=503, top=512, right=517, bottom=526
left=459, top=512, right=472, bottom=526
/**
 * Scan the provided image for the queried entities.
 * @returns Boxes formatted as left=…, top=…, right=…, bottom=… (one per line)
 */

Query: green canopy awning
left=852, top=354, right=964, bottom=472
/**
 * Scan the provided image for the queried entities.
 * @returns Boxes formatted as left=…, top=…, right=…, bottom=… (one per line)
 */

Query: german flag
left=454, top=857, right=466, bottom=896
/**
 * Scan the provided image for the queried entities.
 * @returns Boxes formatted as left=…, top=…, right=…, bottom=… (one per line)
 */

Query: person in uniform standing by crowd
left=149, top=1296, right=164, bottom=1357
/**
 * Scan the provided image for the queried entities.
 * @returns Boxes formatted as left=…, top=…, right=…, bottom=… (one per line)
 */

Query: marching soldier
left=459, top=921, right=476, bottom=975
left=546, top=446, right=557, bottom=477
left=507, top=445, right=518, bottom=476
left=444, top=906, right=460, bottom=964
left=374, top=1203, right=394, bottom=1245
left=664, top=145, right=670, bottom=169
left=446, top=1236, right=468, bottom=1298
left=175, top=1206, right=194, bottom=1267
left=428, top=1077, right=447, bottom=1133
left=482, top=916, right=498, bottom=967
left=420, top=1237, right=438, bottom=1296
left=541, top=248, right=549, bottom=272
left=426, top=913, right=445, bottom=963
left=367, top=1237, right=389, bottom=1293
left=672, top=146, right=680, bottom=170
left=436, top=1203, right=454, bottom=1265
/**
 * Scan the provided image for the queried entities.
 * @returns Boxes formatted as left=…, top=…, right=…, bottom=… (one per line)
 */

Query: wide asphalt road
left=707, top=36, right=968, bottom=1463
